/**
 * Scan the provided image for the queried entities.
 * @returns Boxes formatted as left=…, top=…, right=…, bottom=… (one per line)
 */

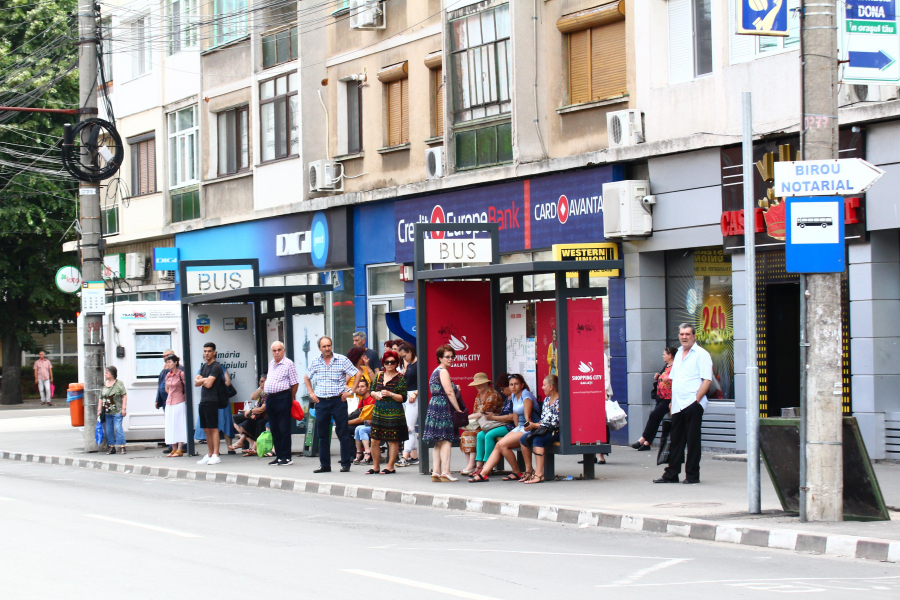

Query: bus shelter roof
left=415, top=260, right=624, bottom=280
left=180, top=285, right=333, bottom=305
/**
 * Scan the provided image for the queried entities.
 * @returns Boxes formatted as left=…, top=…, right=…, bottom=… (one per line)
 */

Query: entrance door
left=368, top=298, right=406, bottom=353
left=764, top=283, right=800, bottom=418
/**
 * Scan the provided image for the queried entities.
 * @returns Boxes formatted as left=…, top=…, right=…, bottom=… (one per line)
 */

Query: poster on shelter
left=425, top=281, right=492, bottom=409
left=535, top=301, right=557, bottom=394
left=566, top=298, right=607, bottom=444
left=292, top=312, right=325, bottom=411
left=506, top=304, right=527, bottom=375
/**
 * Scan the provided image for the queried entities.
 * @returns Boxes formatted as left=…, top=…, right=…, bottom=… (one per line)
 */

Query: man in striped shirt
left=304, top=336, right=360, bottom=473
left=265, top=341, right=299, bottom=466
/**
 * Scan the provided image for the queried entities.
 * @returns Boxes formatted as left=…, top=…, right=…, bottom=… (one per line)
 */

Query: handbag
left=657, top=419, right=672, bottom=465
left=291, top=398, right=305, bottom=421
left=451, top=387, right=469, bottom=429
left=348, top=408, right=362, bottom=421
left=476, top=416, right=504, bottom=431
left=532, top=425, right=551, bottom=437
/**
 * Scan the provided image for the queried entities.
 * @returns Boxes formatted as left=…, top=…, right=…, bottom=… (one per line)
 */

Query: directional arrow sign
left=849, top=49, right=896, bottom=70
left=774, top=159, right=885, bottom=197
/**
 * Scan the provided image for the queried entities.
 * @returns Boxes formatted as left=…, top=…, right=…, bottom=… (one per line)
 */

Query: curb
left=4, top=450, right=899, bottom=564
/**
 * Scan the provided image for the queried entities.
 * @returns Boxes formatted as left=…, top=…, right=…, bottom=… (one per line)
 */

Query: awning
left=386, top=308, right=416, bottom=344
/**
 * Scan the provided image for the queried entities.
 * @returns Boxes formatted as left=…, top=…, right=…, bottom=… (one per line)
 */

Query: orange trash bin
left=67, top=383, right=85, bottom=427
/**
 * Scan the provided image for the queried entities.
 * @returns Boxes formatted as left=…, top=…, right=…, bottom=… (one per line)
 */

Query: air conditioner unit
left=349, top=0, right=386, bottom=30
left=601, top=180, right=652, bottom=238
left=125, top=252, right=147, bottom=279
left=839, top=83, right=900, bottom=106
left=425, top=147, right=444, bottom=179
left=309, top=159, right=344, bottom=193
left=159, top=270, right=175, bottom=282
left=607, top=109, right=645, bottom=148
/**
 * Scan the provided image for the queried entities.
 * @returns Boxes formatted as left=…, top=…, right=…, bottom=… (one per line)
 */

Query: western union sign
left=552, top=242, right=620, bottom=277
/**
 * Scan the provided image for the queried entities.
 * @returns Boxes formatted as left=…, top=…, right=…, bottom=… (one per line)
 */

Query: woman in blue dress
left=422, top=344, right=464, bottom=482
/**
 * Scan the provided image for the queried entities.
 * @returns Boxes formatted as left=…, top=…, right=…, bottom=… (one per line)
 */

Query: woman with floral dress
left=422, top=344, right=463, bottom=482
left=518, top=375, right=561, bottom=484
left=367, top=350, right=408, bottom=474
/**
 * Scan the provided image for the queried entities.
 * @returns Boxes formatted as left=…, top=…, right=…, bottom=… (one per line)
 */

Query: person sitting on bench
left=467, top=374, right=535, bottom=483
left=518, top=375, right=560, bottom=484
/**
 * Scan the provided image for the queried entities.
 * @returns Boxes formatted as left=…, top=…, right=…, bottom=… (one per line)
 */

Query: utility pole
left=78, top=0, right=102, bottom=453
left=800, top=0, right=843, bottom=521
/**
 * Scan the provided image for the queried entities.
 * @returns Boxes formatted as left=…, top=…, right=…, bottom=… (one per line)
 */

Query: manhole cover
left=653, top=502, right=724, bottom=509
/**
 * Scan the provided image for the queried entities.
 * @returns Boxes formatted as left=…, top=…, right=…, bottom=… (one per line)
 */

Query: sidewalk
left=3, top=414, right=900, bottom=560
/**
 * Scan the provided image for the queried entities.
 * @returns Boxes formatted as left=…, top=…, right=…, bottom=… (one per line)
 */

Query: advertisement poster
left=506, top=303, right=527, bottom=375
left=566, top=298, right=607, bottom=444
left=524, top=338, right=537, bottom=393
left=188, top=304, right=257, bottom=434
left=535, top=301, right=557, bottom=392
left=425, top=281, right=492, bottom=409
left=291, top=312, right=326, bottom=410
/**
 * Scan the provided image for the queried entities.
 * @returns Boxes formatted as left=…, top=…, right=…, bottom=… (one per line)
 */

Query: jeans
left=37, top=379, right=51, bottom=403
left=315, top=396, right=353, bottom=469
left=641, top=400, right=670, bottom=444
left=354, top=425, right=371, bottom=441
left=520, top=429, right=560, bottom=449
left=663, top=401, right=704, bottom=482
left=266, top=390, right=292, bottom=462
left=103, top=413, right=125, bottom=446
left=476, top=427, right=508, bottom=462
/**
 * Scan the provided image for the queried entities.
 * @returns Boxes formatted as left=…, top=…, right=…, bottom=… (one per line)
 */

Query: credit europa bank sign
left=394, top=166, right=615, bottom=262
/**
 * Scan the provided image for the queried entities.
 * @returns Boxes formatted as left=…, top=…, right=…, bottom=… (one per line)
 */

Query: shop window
left=368, top=264, right=405, bottom=297
left=213, top=0, right=248, bottom=47
left=101, top=205, right=119, bottom=236
left=455, top=122, right=512, bottom=170
left=562, top=10, right=626, bottom=105
left=217, top=106, right=249, bottom=175
left=665, top=248, right=734, bottom=400
left=171, top=188, right=200, bottom=223
left=262, top=25, right=298, bottom=69
left=168, top=106, right=198, bottom=189
left=260, top=72, right=299, bottom=161
left=129, top=134, right=157, bottom=196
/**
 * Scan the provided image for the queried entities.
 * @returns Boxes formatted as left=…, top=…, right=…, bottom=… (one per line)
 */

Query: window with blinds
left=565, top=16, right=626, bottom=105
left=433, top=67, right=444, bottom=138
left=386, top=78, right=409, bottom=147
left=130, top=137, right=157, bottom=196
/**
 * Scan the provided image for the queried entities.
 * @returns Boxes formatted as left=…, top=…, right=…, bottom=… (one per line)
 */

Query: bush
left=20, top=364, right=79, bottom=399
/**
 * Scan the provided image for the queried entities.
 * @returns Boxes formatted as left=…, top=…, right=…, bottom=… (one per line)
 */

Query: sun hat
left=468, top=372, right=492, bottom=386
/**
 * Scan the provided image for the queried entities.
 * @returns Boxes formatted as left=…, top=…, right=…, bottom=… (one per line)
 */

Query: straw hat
left=468, top=372, right=492, bottom=386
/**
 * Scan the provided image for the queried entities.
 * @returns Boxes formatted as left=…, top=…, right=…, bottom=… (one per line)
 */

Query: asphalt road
left=1, top=460, right=899, bottom=599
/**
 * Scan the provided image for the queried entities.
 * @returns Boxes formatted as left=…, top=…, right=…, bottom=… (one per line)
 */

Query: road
left=1, top=460, right=898, bottom=599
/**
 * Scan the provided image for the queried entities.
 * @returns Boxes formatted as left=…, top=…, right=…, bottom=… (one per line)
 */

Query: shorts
left=520, top=428, right=560, bottom=449
left=233, top=413, right=265, bottom=440
left=199, top=402, right=219, bottom=430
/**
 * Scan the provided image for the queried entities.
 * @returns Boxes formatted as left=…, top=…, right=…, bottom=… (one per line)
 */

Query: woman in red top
left=631, top=346, right=678, bottom=451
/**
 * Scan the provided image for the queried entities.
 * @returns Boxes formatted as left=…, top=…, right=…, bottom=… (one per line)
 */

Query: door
left=368, top=298, right=406, bottom=354
left=764, top=283, right=800, bottom=418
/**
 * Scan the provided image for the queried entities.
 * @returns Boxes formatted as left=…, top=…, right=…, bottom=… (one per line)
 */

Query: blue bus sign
left=786, top=197, right=845, bottom=273
left=737, top=0, right=790, bottom=36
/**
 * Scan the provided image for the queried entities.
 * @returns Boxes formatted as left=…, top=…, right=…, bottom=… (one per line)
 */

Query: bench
left=515, top=442, right=607, bottom=480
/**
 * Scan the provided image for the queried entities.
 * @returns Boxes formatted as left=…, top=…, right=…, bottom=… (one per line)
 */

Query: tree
left=0, top=0, right=80, bottom=404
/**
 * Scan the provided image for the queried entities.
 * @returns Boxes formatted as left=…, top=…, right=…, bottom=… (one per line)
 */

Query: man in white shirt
left=654, top=323, right=712, bottom=485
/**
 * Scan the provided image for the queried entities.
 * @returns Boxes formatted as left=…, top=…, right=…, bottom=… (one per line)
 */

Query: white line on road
left=343, top=569, right=504, bottom=600
left=613, top=558, right=690, bottom=586
left=596, top=575, right=900, bottom=588
left=448, top=548, right=687, bottom=561
left=84, top=515, right=201, bottom=538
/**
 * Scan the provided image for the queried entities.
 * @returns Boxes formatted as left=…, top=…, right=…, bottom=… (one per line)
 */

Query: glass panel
left=371, top=303, right=389, bottom=358
left=368, top=264, right=404, bottom=296
left=240, top=110, right=249, bottom=168
left=262, top=33, right=276, bottom=68
left=290, top=26, right=298, bottom=59
left=276, top=76, right=287, bottom=96
left=187, top=132, right=195, bottom=181
left=495, top=4, right=510, bottom=39
left=347, top=84, right=361, bottom=154
left=62, top=324, right=77, bottom=353
left=169, top=136, right=177, bottom=186
left=485, top=43, right=497, bottom=103
left=455, top=129, right=476, bottom=169
left=274, top=97, right=287, bottom=158
left=485, top=104, right=500, bottom=117
left=172, top=193, right=183, bottom=222
left=217, top=112, right=227, bottom=174
left=481, top=10, right=495, bottom=43
left=276, top=29, right=290, bottom=63
left=260, top=79, right=275, bottom=100
left=452, top=52, right=470, bottom=110
left=178, top=107, right=193, bottom=130
left=288, top=71, right=298, bottom=92
left=192, top=189, right=201, bottom=220
left=471, top=106, right=486, bottom=119
left=167, top=112, right=176, bottom=134
left=261, top=102, right=275, bottom=161
left=330, top=270, right=355, bottom=353
left=451, top=17, right=468, bottom=51
left=692, top=0, right=713, bottom=76
left=496, top=40, right=509, bottom=102
left=532, top=250, right=555, bottom=291
left=505, top=40, right=512, bottom=96
left=469, top=48, right=482, bottom=106
left=289, top=95, right=299, bottom=155
left=785, top=1, right=800, bottom=48
left=476, top=126, right=497, bottom=166
left=497, top=122, right=512, bottom=163
left=759, top=35, right=778, bottom=53
left=466, top=14, right=482, bottom=47
left=141, top=292, right=158, bottom=301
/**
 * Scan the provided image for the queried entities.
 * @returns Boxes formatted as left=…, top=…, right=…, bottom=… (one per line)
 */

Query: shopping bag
left=606, top=400, right=628, bottom=431
left=95, top=419, right=105, bottom=446
left=256, top=431, right=274, bottom=457
left=50, top=383, right=56, bottom=399
left=291, top=399, right=305, bottom=421
left=657, top=419, right=672, bottom=466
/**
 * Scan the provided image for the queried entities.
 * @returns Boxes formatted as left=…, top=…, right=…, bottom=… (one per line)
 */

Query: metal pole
left=743, top=92, right=761, bottom=514
left=79, top=0, right=102, bottom=453
left=799, top=274, right=809, bottom=521
left=801, top=0, right=843, bottom=522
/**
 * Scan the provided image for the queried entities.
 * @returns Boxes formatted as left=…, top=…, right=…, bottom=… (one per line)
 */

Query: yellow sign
left=694, top=249, right=732, bottom=277
left=552, top=243, right=620, bottom=278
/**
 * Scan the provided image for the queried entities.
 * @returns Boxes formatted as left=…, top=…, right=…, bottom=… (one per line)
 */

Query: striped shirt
left=307, top=353, right=358, bottom=398
left=264, top=356, right=299, bottom=394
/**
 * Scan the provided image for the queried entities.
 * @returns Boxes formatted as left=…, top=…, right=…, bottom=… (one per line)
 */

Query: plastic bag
left=606, top=400, right=628, bottom=431
left=256, top=431, right=273, bottom=457
left=291, top=399, right=305, bottom=421
left=95, top=419, right=105, bottom=446
left=657, top=419, right=672, bottom=465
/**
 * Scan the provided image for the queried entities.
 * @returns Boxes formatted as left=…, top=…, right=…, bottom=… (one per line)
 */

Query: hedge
left=19, top=364, right=79, bottom=399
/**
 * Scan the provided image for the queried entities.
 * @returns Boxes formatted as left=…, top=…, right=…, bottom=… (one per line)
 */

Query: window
left=729, top=0, right=799, bottom=64
left=347, top=80, right=363, bottom=154
left=262, top=25, right=298, bottom=68
left=135, top=332, right=172, bottom=379
left=385, top=77, right=409, bottom=147
left=260, top=72, right=299, bottom=161
left=667, top=0, right=713, bottom=83
left=449, top=3, right=511, bottom=124
left=217, top=106, right=249, bottom=175
left=455, top=122, right=512, bottom=170
left=432, top=67, right=444, bottom=137
left=171, top=188, right=200, bottom=223
left=101, top=205, right=119, bottom=236
left=168, top=106, right=198, bottom=189
left=24, top=322, right=79, bottom=367
left=168, top=0, right=198, bottom=55
left=562, top=10, right=627, bottom=105
left=129, top=135, right=157, bottom=196
left=99, top=18, right=113, bottom=82
left=213, top=0, right=248, bottom=47
left=130, top=16, right=151, bottom=79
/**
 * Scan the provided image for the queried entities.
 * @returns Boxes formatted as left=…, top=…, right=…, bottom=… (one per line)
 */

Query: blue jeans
left=354, top=425, right=371, bottom=441
left=104, top=413, right=125, bottom=445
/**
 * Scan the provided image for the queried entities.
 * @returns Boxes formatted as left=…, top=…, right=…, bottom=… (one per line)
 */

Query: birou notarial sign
left=773, top=158, right=885, bottom=196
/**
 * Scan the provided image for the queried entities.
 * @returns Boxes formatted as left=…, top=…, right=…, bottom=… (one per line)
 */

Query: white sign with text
left=185, top=268, right=255, bottom=295
left=423, top=238, right=492, bottom=263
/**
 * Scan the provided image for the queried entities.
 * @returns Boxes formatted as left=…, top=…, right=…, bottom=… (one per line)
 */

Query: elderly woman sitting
left=350, top=378, right=376, bottom=465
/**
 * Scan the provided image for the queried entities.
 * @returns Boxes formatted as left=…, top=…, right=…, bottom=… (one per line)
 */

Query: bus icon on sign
left=797, top=217, right=833, bottom=228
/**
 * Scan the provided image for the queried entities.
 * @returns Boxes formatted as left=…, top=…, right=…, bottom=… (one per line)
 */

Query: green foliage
left=0, top=0, right=80, bottom=354
left=20, top=364, right=78, bottom=398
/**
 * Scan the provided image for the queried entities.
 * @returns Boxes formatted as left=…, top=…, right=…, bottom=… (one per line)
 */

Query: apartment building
left=81, top=0, right=900, bottom=457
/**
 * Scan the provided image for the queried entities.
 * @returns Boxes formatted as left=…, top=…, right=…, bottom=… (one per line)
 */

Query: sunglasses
left=442, top=355, right=454, bottom=360
left=383, top=360, right=397, bottom=365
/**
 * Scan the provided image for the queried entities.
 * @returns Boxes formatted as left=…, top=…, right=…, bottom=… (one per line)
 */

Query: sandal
left=519, top=469, right=535, bottom=482
left=440, top=472, right=459, bottom=482
left=365, top=469, right=378, bottom=475
left=353, top=451, right=364, bottom=465
left=467, top=473, right=489, bottom=483
left=431, top=472, right=442, bottom=482
left=363, top=452, right=373, bottom=465
left=242, top=449, right=255, bottom=457
left=380, top=469, right=396, bottom=474
left=106, top=447, right=116, bottom=455
left=264, top=451, right=275, bottom=458
left=461, top=468, right=476, bottom=476
left=503, top=472, right=523, bottom=481
left=524, top=474, right=545, bottom=484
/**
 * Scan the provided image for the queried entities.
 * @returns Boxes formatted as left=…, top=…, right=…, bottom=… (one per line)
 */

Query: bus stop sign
left=786, top=196, right=845, bottom=273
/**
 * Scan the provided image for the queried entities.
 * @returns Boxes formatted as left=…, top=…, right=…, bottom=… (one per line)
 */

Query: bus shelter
left=179, top=265, right=331, bottom=457
left=412, top=223, right=624, bottom=479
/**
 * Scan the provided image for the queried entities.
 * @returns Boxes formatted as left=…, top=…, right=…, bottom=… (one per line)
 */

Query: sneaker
left=407, top=457, right=419, bottom=465
left=207, top=455, right=221, bottom=465
left=197, top=455, right=210, bottom=465
left=269, top=459, right=281, bottom=466
left=279, top=459, right=293, bottom=466
left=396, top=458, right=410, bottom=467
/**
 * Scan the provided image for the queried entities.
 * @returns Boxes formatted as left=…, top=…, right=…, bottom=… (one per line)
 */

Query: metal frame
left=412, top=222, right=624, bottom=477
